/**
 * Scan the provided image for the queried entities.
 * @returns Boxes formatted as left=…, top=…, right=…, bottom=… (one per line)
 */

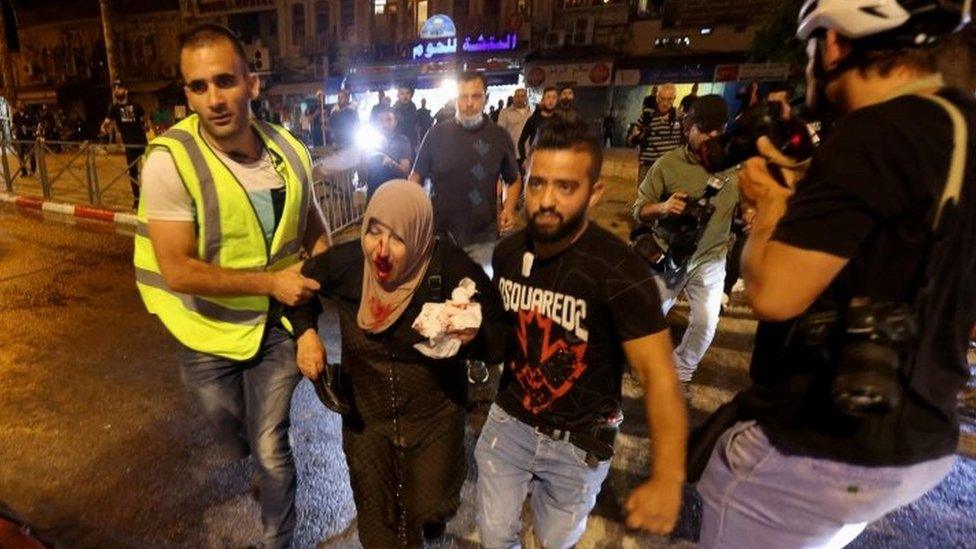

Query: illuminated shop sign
left=411, top=33, right=519, bottom=60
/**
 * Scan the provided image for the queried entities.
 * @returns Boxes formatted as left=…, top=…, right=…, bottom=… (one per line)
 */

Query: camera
left=697, top=102, right=817, bottom=178
left=630, top=173, right=732, bottom=287
left=798, top=300, right=917, bottom=417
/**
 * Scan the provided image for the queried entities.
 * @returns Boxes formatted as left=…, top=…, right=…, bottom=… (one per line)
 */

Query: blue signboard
left=419, top=14, right=457, bottom=39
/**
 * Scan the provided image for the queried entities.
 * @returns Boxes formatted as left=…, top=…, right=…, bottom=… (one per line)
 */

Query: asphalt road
left=0, top=199, right=974, bottom=548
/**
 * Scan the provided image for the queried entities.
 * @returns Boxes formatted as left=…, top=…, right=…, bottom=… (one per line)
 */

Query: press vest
left=133, top=114, right=313, bottom=360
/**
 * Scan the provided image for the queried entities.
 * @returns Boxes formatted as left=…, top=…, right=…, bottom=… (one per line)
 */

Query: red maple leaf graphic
left=511, top=309, right=588, bottom=414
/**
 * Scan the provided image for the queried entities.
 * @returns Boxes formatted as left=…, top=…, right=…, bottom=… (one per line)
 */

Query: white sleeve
left=497, top=109, right=511, bottom=133
left=140, top=149, right=196, bottom=222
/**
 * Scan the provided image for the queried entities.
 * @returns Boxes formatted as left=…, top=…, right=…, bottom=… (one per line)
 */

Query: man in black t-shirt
left=475, top=121, right=687, bottom=547
left=362, top=106, right=412, bottom=200
left=328, top=88, right=359, bottom=150
left=517, top=87, right=558, bottom=166
left=409, top=71, right=522, bottom=273
left=416, top=98, right=433, bottom=141
left=697, top=3, right=975, bottom=548
left=101, top=81, right=148, bottom=209
left=393, top=85, right=419, bottom=149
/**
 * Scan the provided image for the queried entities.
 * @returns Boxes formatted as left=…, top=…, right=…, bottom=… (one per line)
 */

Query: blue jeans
left=697, top=421, right=956, bottom=549
left=655, top=257, right=726, bottom=382
left=475, top=404, right=611, bottom=549
left=179, top=326, right=302, bottom=549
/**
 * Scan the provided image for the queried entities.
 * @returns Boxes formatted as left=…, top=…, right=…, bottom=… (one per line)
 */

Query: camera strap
left=913, top=94, right=967, bottom=232
left=901, top=92, right=970, bottom=383
left=901, top=92, right=967, bottom=299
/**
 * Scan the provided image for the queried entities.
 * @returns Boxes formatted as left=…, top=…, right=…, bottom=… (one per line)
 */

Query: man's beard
left=115, top=93, right=127, bottom=102
left=527, top=206, right=586, bottom=244
left=457, top=112, right=484, bottom=129
left=559, top=99, right=572, bottom=109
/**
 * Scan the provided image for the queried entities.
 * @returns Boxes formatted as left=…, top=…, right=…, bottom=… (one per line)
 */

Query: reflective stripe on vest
left=133, top=114, right=311, bottom=360
left=254, top=119, right=311, bottom=266
left=135, top=268, right=264, bottom=325
left=160, top=127, right=223, bottom=263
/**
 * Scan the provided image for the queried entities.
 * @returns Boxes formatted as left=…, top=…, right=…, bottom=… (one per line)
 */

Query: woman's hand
left=448, top=328, right=479, bottom=346
left=296, top=329, right=326, bottom=379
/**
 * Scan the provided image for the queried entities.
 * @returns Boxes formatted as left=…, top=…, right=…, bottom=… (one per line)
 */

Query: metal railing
left=0, top=136, right=367, bottom=237
left=313, top=160, right=366, bottom=234
left=1, top=137, right=143, bottom=208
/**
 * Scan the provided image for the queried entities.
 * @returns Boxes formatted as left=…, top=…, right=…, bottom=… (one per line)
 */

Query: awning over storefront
left=613, top=55, right=793, bottom=86
left=265, top=77, right=344, bottom=97
left=523, top=59, right=615, bottom=89
left=345, top=52, right=523, bottom=92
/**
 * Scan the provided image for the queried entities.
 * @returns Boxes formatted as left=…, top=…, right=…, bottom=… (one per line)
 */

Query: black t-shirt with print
left=493, top=223, right=668, bottom=431
left=106, top=101, right=147, bottom=145
left=741, top=88, right=976, bottom=466
left=413, top=117, right=519, bottom=247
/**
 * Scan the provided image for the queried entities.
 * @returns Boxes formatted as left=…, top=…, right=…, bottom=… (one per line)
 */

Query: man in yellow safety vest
left=133, top=23, right=330, bottom=548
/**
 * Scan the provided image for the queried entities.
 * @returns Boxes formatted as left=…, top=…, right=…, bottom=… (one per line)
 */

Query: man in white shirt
left=497, top=88, right=531, bottom=153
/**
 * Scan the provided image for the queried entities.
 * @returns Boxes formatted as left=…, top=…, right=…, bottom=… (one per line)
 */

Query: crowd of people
left=130, top=0, right=975, bottom=546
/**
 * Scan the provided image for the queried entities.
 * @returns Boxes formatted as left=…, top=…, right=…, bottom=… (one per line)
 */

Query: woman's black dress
left=291, top=238, right=505, bottom=548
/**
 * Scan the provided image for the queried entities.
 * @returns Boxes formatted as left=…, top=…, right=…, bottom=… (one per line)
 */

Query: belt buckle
left=534, top=425, right=571, bottom=442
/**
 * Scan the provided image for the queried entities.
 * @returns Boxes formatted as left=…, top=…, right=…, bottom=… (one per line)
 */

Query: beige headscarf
left=357, top=179, right=435, bottom=333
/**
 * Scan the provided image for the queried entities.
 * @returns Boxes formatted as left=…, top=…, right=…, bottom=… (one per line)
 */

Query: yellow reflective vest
left=133, top=114, right=313, bottom=360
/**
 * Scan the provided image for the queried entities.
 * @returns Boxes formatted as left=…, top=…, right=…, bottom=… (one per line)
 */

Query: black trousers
left=342, top=403, right=466, bottom=548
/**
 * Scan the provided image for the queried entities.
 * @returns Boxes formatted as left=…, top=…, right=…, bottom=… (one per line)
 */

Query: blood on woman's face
left=363, top=220, right=408, bottom=284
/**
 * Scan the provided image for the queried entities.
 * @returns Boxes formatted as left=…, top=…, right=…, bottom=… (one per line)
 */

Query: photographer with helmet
left=631, top=95, right=740, bottom=385
left=696, top=1, right=975, bottom=547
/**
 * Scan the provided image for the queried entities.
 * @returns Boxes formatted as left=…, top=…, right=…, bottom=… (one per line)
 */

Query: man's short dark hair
left=767, top=81, right=792, bottom=96
left=542, top=86, right=558, bottom=96
left=559, top=84, right=573, bottom=93
left=370, top=104, right=395, bottom=122
left=398, top=84, right=415, bottom=94
left=835, top=36, right=938, bottom=78
left=531, top=120, right=603, bottom=184
left=179, top=23, right=249, bottom=71
left=457, top=71, right=488, bottom=91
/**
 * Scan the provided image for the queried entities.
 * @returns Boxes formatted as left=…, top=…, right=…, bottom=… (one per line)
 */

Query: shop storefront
left=342, top=14, right=525, bottom=124
left=609, top=60, right=792, bottom=143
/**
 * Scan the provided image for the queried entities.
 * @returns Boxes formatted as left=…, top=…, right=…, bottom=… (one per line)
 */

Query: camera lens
left=831, top=341, right=902, bottom=416
left=467, top=360, right=489, bottom=385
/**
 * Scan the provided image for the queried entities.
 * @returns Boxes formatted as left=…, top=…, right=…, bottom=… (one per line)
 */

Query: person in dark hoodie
left=517, top=86, right=559, bottom=166
left=290, top=180, right=506, bottom=547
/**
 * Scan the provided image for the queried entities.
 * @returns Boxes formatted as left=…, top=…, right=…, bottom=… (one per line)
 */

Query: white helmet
left=797, top=0, right=971, bottom=44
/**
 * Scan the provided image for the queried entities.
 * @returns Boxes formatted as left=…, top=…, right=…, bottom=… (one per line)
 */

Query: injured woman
left=286, top=179, right=506, bottom=547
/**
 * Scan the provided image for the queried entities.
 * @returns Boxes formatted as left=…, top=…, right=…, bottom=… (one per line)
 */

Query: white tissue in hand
left=412, top=277, right=483, bottom=359
left=451, top=277, right=478, bottom=302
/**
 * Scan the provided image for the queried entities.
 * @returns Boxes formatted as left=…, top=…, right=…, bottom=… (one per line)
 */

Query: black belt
left=533, top=423, right=574, bottom=443
left=530, top=421, right=617, bottom=465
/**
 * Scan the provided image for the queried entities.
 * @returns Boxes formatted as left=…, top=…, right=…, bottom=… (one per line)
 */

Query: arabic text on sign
left=411, top=33, right=519, bottom=60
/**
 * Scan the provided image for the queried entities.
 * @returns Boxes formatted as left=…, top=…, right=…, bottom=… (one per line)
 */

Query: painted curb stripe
left=1, top=192, right=136, bottom=227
